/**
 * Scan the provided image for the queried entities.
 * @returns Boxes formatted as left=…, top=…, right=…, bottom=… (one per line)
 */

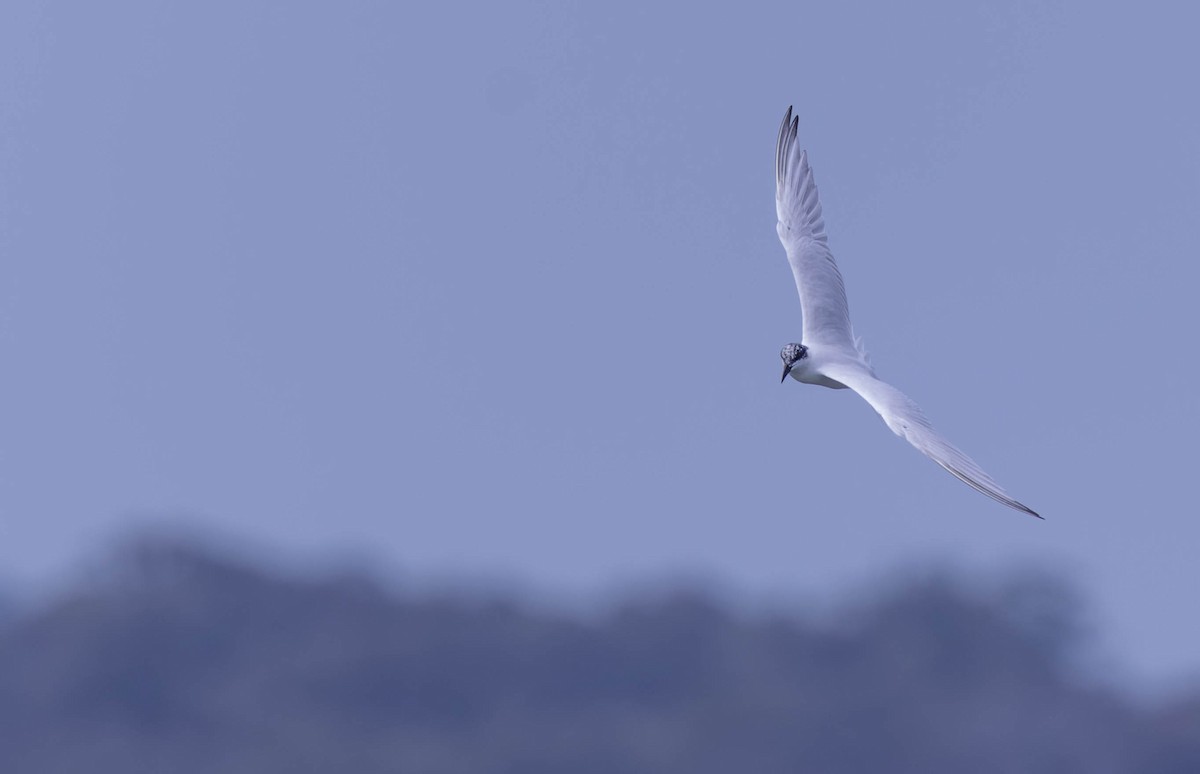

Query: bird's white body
left=773, top=106, right=1039, bottom=518
left=785, top=347, right=850, bottom=390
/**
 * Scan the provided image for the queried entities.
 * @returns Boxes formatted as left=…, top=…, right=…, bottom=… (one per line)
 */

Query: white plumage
left=774, top=106, right=1039, bottom=518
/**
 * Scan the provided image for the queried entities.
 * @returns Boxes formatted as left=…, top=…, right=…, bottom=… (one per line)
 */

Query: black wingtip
left=1015, top=500, right=1043, bottom=520
left=938, top=461, right=1043, bottom=521
left=1009, top=500, right=1042, bottom=519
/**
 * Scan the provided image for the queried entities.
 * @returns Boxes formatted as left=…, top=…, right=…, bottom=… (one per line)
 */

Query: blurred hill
left=0, top=537, right=1196, bottom=773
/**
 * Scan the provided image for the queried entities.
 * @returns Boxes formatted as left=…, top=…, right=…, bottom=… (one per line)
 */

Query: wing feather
left=825, top=363, right=1041, bottom=518
left=775, top=106, right=855, bottom=351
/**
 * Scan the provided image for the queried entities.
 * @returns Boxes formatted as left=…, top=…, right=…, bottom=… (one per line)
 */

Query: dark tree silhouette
left=0, top=536, right=1195, bottom=773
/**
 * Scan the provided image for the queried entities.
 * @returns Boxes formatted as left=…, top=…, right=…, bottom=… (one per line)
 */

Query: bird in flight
left=773, top=106, right=1040, bottom=518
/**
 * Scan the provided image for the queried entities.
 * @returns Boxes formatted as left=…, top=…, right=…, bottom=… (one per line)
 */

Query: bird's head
left=780, top=343, right=808, bottom=382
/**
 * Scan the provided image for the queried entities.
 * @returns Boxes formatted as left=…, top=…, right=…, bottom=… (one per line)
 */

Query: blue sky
left=1, top=1, right=1198, bottom=686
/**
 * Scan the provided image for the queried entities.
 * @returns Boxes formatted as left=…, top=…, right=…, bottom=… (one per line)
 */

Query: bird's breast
left=788, top=356, right=849, bottom=390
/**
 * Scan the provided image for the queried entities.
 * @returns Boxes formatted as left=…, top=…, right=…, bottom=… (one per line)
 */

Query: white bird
left=773, top=106, right=1040, bottom=518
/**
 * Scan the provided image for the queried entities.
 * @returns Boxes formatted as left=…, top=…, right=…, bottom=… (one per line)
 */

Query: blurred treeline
left=0, top=537, right=1196, bottom=773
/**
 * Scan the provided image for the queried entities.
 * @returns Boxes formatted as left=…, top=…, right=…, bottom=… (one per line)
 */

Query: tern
left=774, top=106, right=1040, bottom=518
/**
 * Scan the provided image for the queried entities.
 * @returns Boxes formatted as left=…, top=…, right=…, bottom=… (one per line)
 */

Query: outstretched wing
left=775, top=106, right=855, bottom=352
left=825, top=363, right=1041, bottom=518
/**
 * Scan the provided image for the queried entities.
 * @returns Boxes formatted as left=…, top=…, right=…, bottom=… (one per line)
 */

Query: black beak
left=781, top=363, right=792, bottom=383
